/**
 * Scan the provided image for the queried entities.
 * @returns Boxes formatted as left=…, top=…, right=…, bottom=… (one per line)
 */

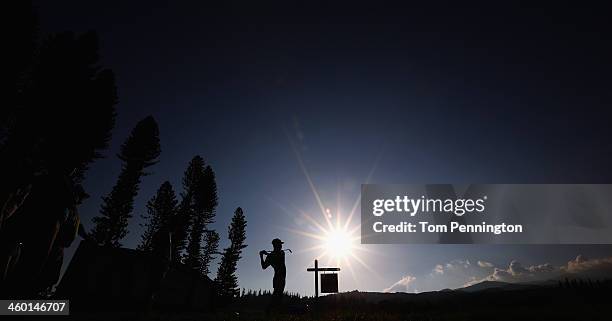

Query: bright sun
left=282, top=131, right=379, bottom=282
left=324, top=227, right=354, bottom=259
left=285, top=203, right=372, bottom=279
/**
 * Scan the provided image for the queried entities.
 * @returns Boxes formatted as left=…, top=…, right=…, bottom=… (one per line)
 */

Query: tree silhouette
left=1, top=3, right=117, bottom=295
left=2, top=25, right=117, bottom=220
left=16, top=31, right=117, bottom=177
left=197, top=165, right=219, bottom=276
left=201, top=229, right=220, bottom=277
left=171, top=197, right=190, bottom=264
left=215, top=207, right=247, bottom=298
left=176, top=156, right=204, bottom=265
left=185, top=207, right=205, bottom=270
left=183, top=157, right=219, bottom=275
left=2, top=5, right=117, bottom=253
left=91, top=116, right=160, bottom=247
left=137, top=181, right=177, bottom=252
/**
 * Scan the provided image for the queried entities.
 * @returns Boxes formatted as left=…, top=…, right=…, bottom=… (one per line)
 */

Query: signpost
left=306, top=259, right=340, bottom=298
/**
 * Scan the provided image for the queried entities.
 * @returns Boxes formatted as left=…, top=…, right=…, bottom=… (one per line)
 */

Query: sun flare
left=324, top=227, right=354, bottom=259
left=285, top=204, right=377, bottom=283
left=280, top=130, right=381, bottom=283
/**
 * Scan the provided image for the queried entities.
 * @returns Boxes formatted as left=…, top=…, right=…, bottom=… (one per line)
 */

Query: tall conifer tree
left=216, top=207, right=247, bottom=298
left=92, top=116, right=160, bottom=247
left=138, top=181, right=177, bottom=252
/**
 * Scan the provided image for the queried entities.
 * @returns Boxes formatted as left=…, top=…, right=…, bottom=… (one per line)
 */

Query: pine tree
left=215, top=207, right=247, bottom=298
left=197, top=165, right=218, bottom=275
left=137, top=181, right=177, bottom=252
left=171, top=196, right=190, bottom=264
left=92, top=116, right=161, bottom=247
left=201, top=230, right=220, bottom=277
left=185, top=207, right=204, bottom=270
left=2, top=22, right=117, bottom=204
left=181, top=156, right=206, bottom=268
left=183, top=157, right=219, bottom=275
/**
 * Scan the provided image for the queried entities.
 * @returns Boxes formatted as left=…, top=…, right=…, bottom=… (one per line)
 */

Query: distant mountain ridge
left=325, top=277, right=591, bottom=303
left=458, top=280, right=541, bottom=292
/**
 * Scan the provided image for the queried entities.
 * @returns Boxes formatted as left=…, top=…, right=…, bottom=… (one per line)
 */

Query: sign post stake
left=307, top=259, right=340, bottom=298
left=314, top=259, right=319, bottom=298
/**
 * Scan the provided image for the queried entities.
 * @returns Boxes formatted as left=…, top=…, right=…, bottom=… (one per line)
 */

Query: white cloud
left=562, top=255, right=612, bottom=278
left=434, top=264, right=444, bottom=274
left=529, top=263, right=555, bottom=273
left=384, top=255, right=612, bottom=293
left=481, top=260, right=560, bottom=284
left=477, top=260, right=494, bottom=268
left=384, top=259, right=489, bottom=293
left=383, top=275, right=416, bottom=293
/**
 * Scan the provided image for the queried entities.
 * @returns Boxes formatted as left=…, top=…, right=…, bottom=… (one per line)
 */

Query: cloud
left=562, top=255, right=612, bottom=278
left=384, top=255, right=612, bottom=293
left=482, top=260, right=559, bottom=284
left=383, top=275, right=416, bottom=293
left=477, top=260, right=494, bottom=268
left=434, top=264, right=444, bottom=275
left=471, top=255, right=612, bottom=286
left=384, top=259, right=491, bottom=293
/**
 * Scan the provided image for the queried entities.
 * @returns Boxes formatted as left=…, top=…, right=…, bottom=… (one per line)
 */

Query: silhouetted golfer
left=260, top=238, right=286, bottom=304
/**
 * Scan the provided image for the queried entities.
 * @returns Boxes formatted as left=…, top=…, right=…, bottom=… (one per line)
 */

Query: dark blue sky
left=35, top=1, right=612, bottom=294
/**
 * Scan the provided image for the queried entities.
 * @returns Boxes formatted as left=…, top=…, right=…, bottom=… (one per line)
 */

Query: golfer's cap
left=272, top=238, right=284, bottom=245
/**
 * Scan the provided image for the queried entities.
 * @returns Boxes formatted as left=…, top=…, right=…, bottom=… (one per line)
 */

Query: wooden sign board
left=307, top=260, right=340, bottom=297
left=320, top=273, right=338, bottom=293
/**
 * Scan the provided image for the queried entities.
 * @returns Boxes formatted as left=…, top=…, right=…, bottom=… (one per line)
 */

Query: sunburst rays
left=282, top=129, right=383, bottom=282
